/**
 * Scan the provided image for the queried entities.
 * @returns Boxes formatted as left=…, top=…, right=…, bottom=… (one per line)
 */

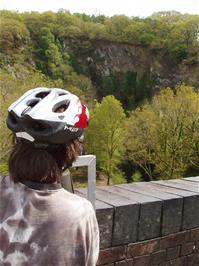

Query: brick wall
left=75, top=176, right=199, bottom=266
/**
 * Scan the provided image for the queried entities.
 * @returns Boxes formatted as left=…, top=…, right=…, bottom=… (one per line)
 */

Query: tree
left=55, top=10, right=82, bottom=38
left=85, top=96, right=126, bottom=185
left=124, top=85, right=199, bottom=180
left=124, top=20, right=154, bottom=46
left=102, top=70, right=153, bottom=109
left=105, top=15, right=131, bottom=40
left=0, top=17, right=30, bottom=55
left=166, top=15, right=199, bottom=64
left=35, top=27, right=63, bottom=77
left=80, top=21, right=107, bottom=40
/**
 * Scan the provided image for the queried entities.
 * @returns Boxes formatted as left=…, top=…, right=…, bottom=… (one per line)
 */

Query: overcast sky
left=0, top=0, right=198, bottom=17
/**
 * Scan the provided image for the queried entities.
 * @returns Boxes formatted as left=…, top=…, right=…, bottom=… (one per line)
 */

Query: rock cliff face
left=63, top=38, right=199, bottom=98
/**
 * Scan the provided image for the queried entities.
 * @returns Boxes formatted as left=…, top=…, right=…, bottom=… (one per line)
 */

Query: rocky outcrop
left=63, top=38, right=199, bottom=91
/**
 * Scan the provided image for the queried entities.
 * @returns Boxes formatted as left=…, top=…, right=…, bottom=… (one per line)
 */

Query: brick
left=75, top=188, right=114, bottom=248
left=138, top=201, right=162, bottom=241
left=190, top=227, right=199, bottom=241
left=96, top=187, right=140, bottom=245
left=166, top=246, right=180, bottom=260
left=160, top=231, right=190, bottom=249
left=115, top=259, right=133, bottom=266
left=141, top=182, right=199, bottom=230
left=160, top=256, right=187, bottom=266
left=187, top=252, right=199, bottom=266
left=116, top=184, right=162, bottom=241
left=153, top=180, right=199, bottom=229
left=97, top=246, right=126, bottom=265
left=112, top=204, right=139, bottom=246
left=174, top=179, right=199, bottom=190
left=150, top=250, right=166, bottom=265
left=144, top=182, right=195, bottom=197
left=183, top=176, right=199, bottom=182
left=180, top=241, right=195, bottom=256
left=133, top=255, right=150, bottom=266
left=182, top=196, right=199, bottom=229
left=127, top=239, right=159, bottom=258
left=122, top=182, right=183, bottom=236
left=154, top=179, right=199, bottom=193
left=96, top=204, right=114, bottom=249
left=161, top=198, right=183, bottom=236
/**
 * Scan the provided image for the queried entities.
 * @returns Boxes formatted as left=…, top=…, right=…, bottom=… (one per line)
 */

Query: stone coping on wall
left=75, top=177, right=199, bottom=249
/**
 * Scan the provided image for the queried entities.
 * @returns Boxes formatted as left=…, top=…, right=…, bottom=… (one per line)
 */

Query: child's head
left=6, top=87, right=89, bottom=183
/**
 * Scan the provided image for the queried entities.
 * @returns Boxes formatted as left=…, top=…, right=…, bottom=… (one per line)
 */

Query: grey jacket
left=0, top=176, right=99, bottom=266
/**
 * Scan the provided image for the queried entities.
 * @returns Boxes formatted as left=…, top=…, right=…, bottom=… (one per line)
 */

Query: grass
left=71, top=167, right=108, bottom=188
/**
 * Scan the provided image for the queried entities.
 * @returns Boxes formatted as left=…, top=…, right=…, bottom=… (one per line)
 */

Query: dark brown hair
left=9, top=139, right=81, bottom=183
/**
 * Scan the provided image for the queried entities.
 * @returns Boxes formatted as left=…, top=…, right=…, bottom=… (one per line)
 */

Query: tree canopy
left=124, top=85, right=199, bottom=180
left=0, top=10, right=198, bottom=64
left=0, top=10, right=199, bottom=182
left=85, top=95, right=126, bottom=185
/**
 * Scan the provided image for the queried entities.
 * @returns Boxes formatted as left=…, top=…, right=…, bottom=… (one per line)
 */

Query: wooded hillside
left=0, top=10, right=199, bottom=183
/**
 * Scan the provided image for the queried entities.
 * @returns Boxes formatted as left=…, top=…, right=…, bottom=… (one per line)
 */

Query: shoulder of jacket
left=0, top=175, right=12, bottom=187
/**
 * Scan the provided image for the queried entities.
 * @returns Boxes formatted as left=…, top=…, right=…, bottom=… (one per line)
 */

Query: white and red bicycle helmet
left=6, top=87, right=89, bottom=145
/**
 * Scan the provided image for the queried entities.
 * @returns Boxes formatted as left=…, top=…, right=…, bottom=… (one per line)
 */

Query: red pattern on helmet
left=75, top=103, right=88, bottom=128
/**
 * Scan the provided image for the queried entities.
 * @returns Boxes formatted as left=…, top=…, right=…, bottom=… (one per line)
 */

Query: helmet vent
left=9, top=113, right=17, bottom=124
left=27, top=99, right=40, bottom=108
left=36, top=91, right=50, bottom=98
left=53, top=101, right=70, bottom=113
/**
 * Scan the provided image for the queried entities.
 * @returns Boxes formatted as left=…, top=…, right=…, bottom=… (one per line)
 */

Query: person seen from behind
left=0, top=87, right=99, bottom=266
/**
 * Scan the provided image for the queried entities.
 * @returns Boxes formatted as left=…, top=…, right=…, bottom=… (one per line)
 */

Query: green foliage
left=132, top=171, right=142, bottom=182
left=1, top=10, right=199, bottom=181
left=0, top=10, right=198, bottom=63
left=0, top=17, right=30, bottom=58
left=105, top=15, right=131, bottom=40
left=112, top=169, right=126, bottom=184
left=55, top=10, right=82, bottom=38
left=0, top=10, right=198, bottom=69
left=0, top=163, right=9, bottom=176
left=124, top=20, right=155, bottom=46
left=85, top=95, right=126, bottom=185
left=34, top=27, right=63, bottom=77
left=81, top=22, right=107, bottom=40
left=152, top=13, right=199, bottom=64
left=74, top=13, right=107, bottom=24
left=102, top=70, right=153, bottom=109
left=124, top=85, right=199, bottom=180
